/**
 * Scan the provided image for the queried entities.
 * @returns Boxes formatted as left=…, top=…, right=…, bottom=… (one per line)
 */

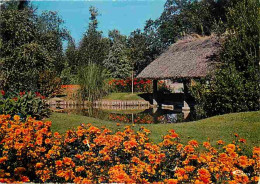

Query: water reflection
left=50, top=105, right=196, bottom=124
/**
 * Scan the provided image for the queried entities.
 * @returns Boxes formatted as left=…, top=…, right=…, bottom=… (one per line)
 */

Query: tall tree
left=0, top=1, right=68, bottom=94
left=78, top=6, right=109, bottom=66
left=103, top=30, right=131, bottom=79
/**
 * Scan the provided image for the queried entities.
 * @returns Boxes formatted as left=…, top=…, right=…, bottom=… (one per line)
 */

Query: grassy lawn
left=103, top=92, right=144, bottom=100
left=48, top=111, right=260, bottom=154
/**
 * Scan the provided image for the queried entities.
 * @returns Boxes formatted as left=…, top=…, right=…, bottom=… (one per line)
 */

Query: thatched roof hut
left=137, top=35, right=220, bottom=80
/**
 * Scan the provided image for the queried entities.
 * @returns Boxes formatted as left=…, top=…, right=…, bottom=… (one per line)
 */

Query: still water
left=51, top=105, right=196, bottom=124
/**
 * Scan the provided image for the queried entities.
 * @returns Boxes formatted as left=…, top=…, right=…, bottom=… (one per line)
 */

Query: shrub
left=78, top=64, right=111, bottom=102
left=0, top=91, right=50, bottom=120
left=0, top=114, right=259, bottom=183
left=38, top=70, right=62, bottom=97
left=190, top=0, right=260, bottom=118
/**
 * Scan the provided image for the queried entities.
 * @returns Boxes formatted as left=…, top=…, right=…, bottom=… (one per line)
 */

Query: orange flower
left=217, top=140, right=224, bottom=145
left=45, top=138, right=51, bottom=144
left=75, top=166, right=85, bottom=172
left=188, top=140, right=199, bottom=147
left=197, top=168, right=211, bottom=183
left=184, top=145, right=195, bottom=153
left=164, top=179, right=178, bottom=184
left=82, top=178, right=92, bottom=184
left=238, top=156, right=249, bottom=168
left=0, top=157, right=7, bottom=164
left=63, top=157, right=73, bottom=165
left=36, top=162, right=43, bottom=169
left=20, top=176, right=30, bottom=182
left=54, top=132, right=61, bottom=138
left=64, top=170, right=75, bottom=181
left=14, top=115, right=20, bottom=121
left=253, top=147, right=260, bottom=155
left=226, top=144, right=236, bottom=153
left=55, top=160, right=62, bottom=167
left=203, top=142, right=211, bottom=149
left=15, top=128, right=22, bottom=135
left=184, top=166, right=195, bottom=172
left=45, top=121, right=52, bottom=127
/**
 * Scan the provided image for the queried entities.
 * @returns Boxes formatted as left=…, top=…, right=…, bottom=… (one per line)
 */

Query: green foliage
left=78, top=64, right=111, bottom=102
left=191, top=0, right=260, bottom=118
left=77, top=6, right=110, bottom=66
left=103, top=30, right=131, bottom=78
left=0, top=92, right=50, bottom=120
left=38, top=71, right=62, bottom=97
left=1, top=42, right=53, bottom=92
left=0, top=2, right=68, bottom=94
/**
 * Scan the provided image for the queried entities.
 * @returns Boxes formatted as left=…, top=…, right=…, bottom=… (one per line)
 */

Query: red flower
left=35, top=92, right=41, bottom=97
left=12, top=97, right=18, bottom=101
left=19, top=91, right=25, bottom=97
left=1, top=90, right=5, bottom=96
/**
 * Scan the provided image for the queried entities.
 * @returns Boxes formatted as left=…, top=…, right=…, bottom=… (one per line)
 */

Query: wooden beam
left=153, top=80, right=158, bottom=106
left=182, top=79, right=190, bottom=111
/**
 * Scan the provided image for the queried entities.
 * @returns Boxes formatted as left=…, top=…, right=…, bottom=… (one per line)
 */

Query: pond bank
left=48, top=111, right=260, bottom=154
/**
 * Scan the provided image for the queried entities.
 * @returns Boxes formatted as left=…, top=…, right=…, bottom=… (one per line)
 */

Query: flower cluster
left=108, top=78, right=168, bottom=93
left=0, top=114, right=259, bottom=183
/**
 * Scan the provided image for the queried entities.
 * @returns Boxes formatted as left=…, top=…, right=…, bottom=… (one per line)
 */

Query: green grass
left=103, top=92, right=143, bottom=100
left=48, top=111, right=260, bottom=154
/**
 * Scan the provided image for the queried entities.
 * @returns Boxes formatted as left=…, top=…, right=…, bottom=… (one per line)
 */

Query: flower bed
left=108, top=78, right=169, bottom=93
left=0, top=114, right=259, bottom=183
left=0, top=91, right=49, bottom=120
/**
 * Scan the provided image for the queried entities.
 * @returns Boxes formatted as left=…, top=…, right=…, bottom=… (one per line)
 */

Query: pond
left=50, top=105, right=197, bottom=124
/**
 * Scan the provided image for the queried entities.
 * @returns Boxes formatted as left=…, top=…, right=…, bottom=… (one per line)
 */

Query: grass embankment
left=49, top=111, right=260, bottom=153
left=102, top=92, right=144, bottom=101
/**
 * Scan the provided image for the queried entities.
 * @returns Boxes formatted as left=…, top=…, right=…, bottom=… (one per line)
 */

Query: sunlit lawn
left=48, top=111, right=260, bottom=154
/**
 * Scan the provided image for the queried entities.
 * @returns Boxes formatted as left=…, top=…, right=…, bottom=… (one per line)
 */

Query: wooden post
left=131, top=70, right=134, bottom=94
left=153, top=79, right=158, bottom=106
left=182, top=79, right=190, bottom=111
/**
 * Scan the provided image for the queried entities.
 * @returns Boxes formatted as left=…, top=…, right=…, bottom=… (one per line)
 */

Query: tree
left=0, top=1, right=68, bottom=94
left=78, top=6, right=109, bottom=66
left=191, top=0, right=260, bottom=118
left=103, top=30, right=131, bottom=79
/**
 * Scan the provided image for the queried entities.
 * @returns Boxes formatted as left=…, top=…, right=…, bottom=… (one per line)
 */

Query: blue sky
left=33, top=0, right=165, bottom=44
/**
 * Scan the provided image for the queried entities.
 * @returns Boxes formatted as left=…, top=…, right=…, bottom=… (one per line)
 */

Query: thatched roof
left=137, top=35, right=220, bottom=80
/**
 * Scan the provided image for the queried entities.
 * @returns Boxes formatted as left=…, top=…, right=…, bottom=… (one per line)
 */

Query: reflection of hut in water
left=137, top=35, right=220, bottom=111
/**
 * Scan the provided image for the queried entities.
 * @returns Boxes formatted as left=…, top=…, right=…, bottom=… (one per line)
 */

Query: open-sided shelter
left=137, top=35, right=220, bottom=108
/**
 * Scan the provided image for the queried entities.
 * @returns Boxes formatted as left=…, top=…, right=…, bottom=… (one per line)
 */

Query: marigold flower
left=188, top=140, right=199, bottom=147
left=164, top=179, right=178, bottom=184
left=75, top=166, right=85, bottom=172
left=217, top=140, right=224, bottom=145
left=55, top=160, right=62, bottom=167
left=203, top=142, right=211, bottom=149
left=45, top=138, right=51, bottom=144
left=36, top=163, right=43, bottom=168
left=20, top=176, right=30, bottom=182
left=253, top=147, right=260, bottom=155
left=14, top=115, right=20, bottom=121
left=0, top=157, right=7, bottom=164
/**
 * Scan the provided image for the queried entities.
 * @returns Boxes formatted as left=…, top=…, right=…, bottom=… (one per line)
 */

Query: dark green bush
left=190, top=0, right=260, bottom=118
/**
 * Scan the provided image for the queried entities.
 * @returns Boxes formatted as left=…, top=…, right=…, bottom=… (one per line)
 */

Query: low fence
left=46, top=98, right=151, bottom=108
left=93, top=100, right=150, bottom=107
